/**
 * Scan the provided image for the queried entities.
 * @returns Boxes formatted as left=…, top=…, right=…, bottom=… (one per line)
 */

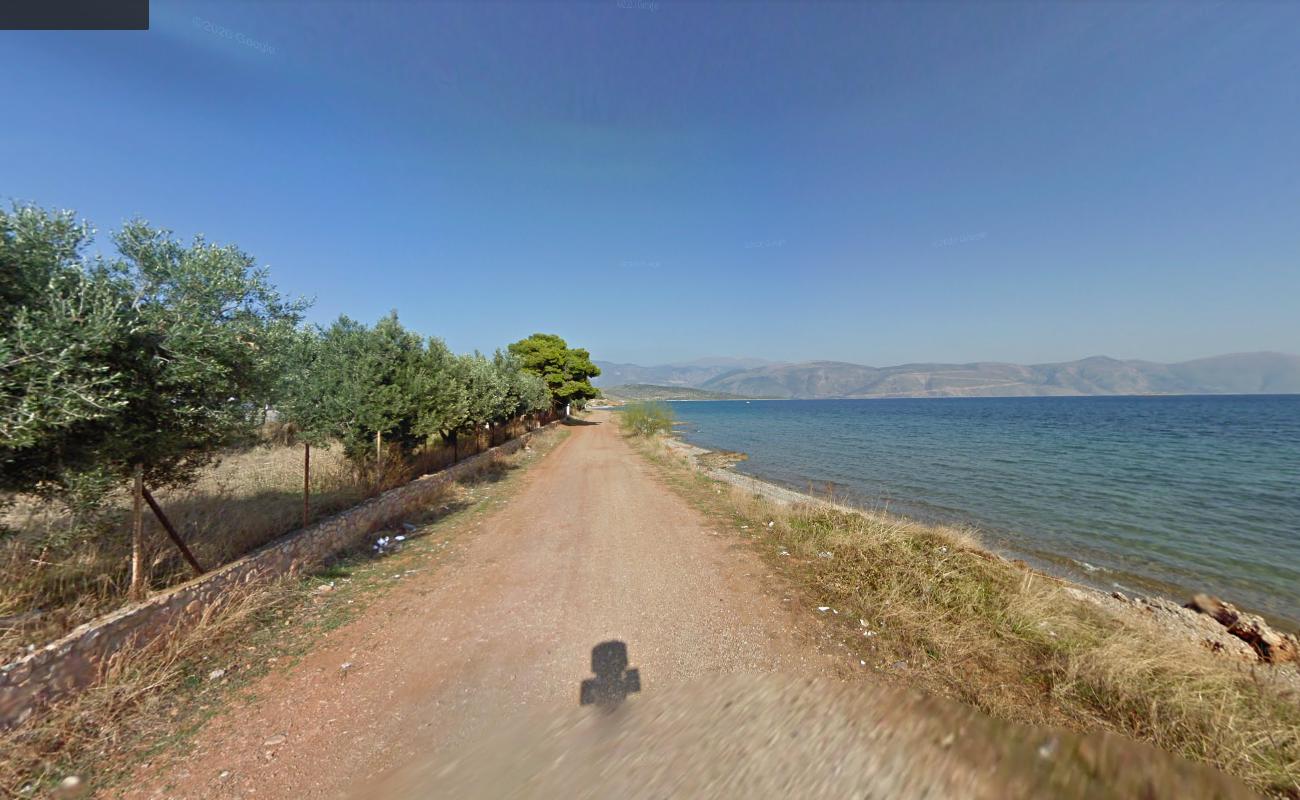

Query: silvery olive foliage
left=2, top=203, right=577, bottom=526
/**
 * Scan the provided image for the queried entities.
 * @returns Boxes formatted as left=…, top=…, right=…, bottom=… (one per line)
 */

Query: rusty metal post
left=141, top=488, right=204, bottom=575
left=142, top=488, right=204, bottom=575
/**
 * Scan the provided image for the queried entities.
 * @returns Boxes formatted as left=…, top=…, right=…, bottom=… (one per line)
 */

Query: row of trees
left=277, top=314, right=555, bottom=465
left=1, top=205, right=305, bottom=509
left=1, top=204, right=601, bottom=592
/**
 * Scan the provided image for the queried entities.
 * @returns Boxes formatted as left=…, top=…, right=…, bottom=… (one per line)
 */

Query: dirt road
left=125, top=412, right=845, bottom=798
left=120, top=413, right=1256, bottom=799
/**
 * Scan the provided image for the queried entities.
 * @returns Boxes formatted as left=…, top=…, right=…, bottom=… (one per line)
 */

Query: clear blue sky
left=3, top=1, right=1298, bottom=366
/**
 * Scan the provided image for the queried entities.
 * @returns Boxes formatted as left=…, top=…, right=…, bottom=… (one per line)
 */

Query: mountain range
left=598, top=384, right=762, bottom=402
left=593, top=357, right=772, bottom=389
left=593, top=352, right=1300, bottom=399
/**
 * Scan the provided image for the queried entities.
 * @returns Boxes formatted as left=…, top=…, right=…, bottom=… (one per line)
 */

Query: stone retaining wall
left=0, top=424, right=555, bottom=728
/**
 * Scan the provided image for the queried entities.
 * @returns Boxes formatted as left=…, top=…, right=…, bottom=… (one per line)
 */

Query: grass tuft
left=619, top=401, right=674, bottom=437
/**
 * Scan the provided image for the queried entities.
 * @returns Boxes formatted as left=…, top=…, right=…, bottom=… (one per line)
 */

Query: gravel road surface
left=119, top=412, right=1255, bottom=799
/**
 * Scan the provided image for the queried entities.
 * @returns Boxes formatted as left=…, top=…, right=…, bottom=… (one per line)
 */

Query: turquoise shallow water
left=668, top=396, right=1300, bottom=630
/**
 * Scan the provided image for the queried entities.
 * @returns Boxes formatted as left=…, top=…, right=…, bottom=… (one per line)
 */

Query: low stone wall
left=0, top=425, right=554, bottom=728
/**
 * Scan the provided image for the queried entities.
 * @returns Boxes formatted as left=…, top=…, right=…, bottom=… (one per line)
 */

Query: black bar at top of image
left=1, top=0, right=149, bottom=30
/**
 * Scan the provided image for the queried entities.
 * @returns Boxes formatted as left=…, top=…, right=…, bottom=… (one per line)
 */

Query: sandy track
left=122, top=412, right=843, bottom=799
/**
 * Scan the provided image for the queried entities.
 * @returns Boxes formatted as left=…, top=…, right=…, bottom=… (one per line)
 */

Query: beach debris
left=1186, top=593, right=1239, bottom=626
left=208, top=668, right=225, bottom=681
left=1037, top=737, right=1058, bottom=760
left=1185, top=593, right=1299, bottom=664
left=779, top=549, right=790, bottom=556
left=340, top=661, right=354, bottom=676
left=817, top=606, right=831, bottom=612
left=1098, top=591, right=1260, bottom=663
left=817, top=551, right=833, bottom=559
left=402, top=522, right=417, bottom=532
left=263, top=734, right=287, bottom=748
left=767, top=521, right=775, bottom=528
left=1227, top=615, right=1297, bottom=664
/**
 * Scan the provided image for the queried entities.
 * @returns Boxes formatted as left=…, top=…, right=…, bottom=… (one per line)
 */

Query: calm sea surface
left=668, top=396, right=1300, bottom=630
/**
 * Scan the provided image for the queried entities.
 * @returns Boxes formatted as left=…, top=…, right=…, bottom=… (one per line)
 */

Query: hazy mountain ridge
left=597, top=353, right=1300, bottom=399
left=593, top=358, right=772, bottom=388
left=600, top=384, right=771, bottom=401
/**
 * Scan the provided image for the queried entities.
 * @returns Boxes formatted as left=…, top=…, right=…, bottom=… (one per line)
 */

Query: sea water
left=669, top=395, right=1300, bottom=629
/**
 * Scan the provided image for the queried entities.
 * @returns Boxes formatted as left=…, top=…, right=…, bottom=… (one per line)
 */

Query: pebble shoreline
left=662, top=436, right=1300, bottom=672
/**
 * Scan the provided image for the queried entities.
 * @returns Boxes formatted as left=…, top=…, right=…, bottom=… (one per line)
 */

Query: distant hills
left=593, top=353, right=1300, bottom=400
left=600, top=384, right=769, bottom=402
left=594, top=357, right=773, bottom=389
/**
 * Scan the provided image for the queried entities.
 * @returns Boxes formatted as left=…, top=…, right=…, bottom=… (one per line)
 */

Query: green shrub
left=620, top=401, right=673, bottom=437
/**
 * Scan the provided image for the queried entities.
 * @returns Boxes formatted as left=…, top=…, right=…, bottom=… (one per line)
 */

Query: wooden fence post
left=129, top=463, right=145, bottom=600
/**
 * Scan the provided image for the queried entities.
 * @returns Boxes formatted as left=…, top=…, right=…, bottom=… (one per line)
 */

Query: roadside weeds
left=0, top=422, right=542, bottom=664
left=0, top=427, right=568, bottom=798
left=632, top=434, right=1300, bottom=798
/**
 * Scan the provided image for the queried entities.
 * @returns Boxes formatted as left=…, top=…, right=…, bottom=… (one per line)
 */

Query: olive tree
left=412, top=336, right=469, bottom=451
left=456, top=352, right=507, bottom=451
left=1, top=206, right=132, bottom=513
left=2, top=208, right=304, bottom=501
left=493, top=350, right=550, bottom=423
left=1, top=207, right=306, bottom=594
left=107, top=222, right=306, bottom=488
left=278, top=313, right=428, bottom=465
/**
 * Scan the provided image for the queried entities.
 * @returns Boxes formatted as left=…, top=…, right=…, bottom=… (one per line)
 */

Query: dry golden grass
left=0, top=575, right=302, bottom=797
left=0, top=425, right=567, bottom=797
left=0, top=444, right=365, bottom=662
left=0, top=424, right=519, bottom=663
left=638, top=436, right=1300, bottom=798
